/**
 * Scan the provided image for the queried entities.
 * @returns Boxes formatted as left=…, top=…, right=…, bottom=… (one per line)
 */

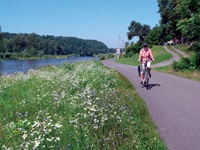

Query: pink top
left=140, top=48, right=151, bottom=63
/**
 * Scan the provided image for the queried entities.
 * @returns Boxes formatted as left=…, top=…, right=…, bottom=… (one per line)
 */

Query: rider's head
left=143, top=43, right=148, bottom=47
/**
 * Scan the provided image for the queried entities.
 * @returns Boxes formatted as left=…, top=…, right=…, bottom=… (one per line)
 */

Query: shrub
left=107, top=53, right=114, bottom=58
left=0, top=52, right=3, bottom=58
left=4, top=52, right=11, bottom=58
left=125, top=43, right=141, bottom=57
left=193, top=52, right=200, bottom=70
left=172, top=57, right=198, bottom=71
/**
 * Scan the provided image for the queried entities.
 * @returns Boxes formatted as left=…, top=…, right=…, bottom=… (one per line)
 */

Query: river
left=0, top=56, right=99, bottom=75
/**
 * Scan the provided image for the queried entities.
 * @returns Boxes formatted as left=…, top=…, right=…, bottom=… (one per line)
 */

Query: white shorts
left=141, top=61, right=151, bottom=73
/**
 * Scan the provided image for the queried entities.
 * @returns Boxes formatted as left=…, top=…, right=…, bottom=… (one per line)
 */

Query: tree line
left=0, top=30, right=109, bottom=59
left=126, top=0, right=200, bottom=70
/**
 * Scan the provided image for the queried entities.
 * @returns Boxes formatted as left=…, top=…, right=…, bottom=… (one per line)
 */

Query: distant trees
left=0, top=26, right=4, bottom=53
left=0, top=32, right=109, bottom=58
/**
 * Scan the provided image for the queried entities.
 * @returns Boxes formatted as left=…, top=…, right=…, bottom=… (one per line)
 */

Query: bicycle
left=139, top=60, right=150, bottom=90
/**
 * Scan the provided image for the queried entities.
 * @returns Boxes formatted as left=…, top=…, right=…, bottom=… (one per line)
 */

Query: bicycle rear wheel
left=146, top=80, right=149, bottom=90
left=144, top=70, right=149, bottom=90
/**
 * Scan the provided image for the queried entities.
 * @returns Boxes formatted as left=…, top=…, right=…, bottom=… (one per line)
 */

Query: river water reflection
left=0, top=56, right=99, bottom=75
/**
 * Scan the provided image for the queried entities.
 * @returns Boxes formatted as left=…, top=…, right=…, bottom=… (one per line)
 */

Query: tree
left=127, top=20, right=151, bottom=43
left=176, top=0, right=200, bottom=69
left=157, top=0, right=184, bottom=43
left=176, top=0, right=200, bottom=42
left=146, top=25, right=164, bottom=45
left=0, top=26, right=4, bottom=52
left=1, top=32, right=109, bottom=58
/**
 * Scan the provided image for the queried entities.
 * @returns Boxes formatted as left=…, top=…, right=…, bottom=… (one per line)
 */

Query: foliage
left=176, top=0, right=200, bottom=41
left=157, top=0, right=183, bottom=42
left=127, top=20, right=151, bottom=43
left=172, top=51, right=200, bottom=71
left=145, top=25, right=164, bottom=45
left=124, top=43, right=141, bottom=57
left=172, top=0, right=200, bottom=70
left=0, top=61, right=167, bottom=149
left=0, top=32, right=109, bottom=58
left=94, top=53, right=115, bottom=60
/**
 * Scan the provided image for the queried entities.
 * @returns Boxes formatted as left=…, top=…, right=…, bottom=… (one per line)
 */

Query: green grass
left=152, top=45, right=200, bottom=82
left=153, top=65, right=200, bottom=82
left=115, top=45, right=172, bottom=66
left=166, top=46, right=183, bottom=58
left=0, top=61, right=167, bottom=149
left=114, top=45, right=200, bottom=82
left=173, top=44, right=195, bottom=56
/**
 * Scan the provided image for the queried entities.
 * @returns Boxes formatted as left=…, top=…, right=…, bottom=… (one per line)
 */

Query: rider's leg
left=147, top=68, right=151, bottom=77
left=147, top=62, right=151, bottom=77
left=140, top=63, right=145, bottom=84
left=140, top=72, right=144, bottom=84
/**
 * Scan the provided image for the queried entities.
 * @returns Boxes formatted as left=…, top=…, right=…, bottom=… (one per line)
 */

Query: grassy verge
left=0, top=60, right=167, bottom=149
left=166, top=46, right=183, bottom=58
left=115, top=45, right=172, bottom=66
left=114, top=45, right=200, bottom=82
left=173, top=44, right=194, bottom=55
left=153, top=45, right=200, bottom=82
left=153, top=65, right=200, bottom=82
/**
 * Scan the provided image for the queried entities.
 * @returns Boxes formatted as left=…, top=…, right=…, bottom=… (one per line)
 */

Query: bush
left=95, top=53, right=114, bottom=60
left=10, top=53, right=21, bottom=58
left=107, top=53, right=114, bottom=58
left=172, top=57, right=197, bottom=71
left=125, top=43, right=141, bottom=57
left=193, top=52, right=200, bottom=70
left=187, top=42, right=200, bottom=70
left=0, top=52, right=3, bottom=58
left=123, top=53, right=129, bottom=58
left=4, top=52, right=11, bottom=58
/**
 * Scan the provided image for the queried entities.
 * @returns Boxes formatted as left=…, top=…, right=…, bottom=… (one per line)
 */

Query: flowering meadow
left=0, top=60, right=166, bottom=150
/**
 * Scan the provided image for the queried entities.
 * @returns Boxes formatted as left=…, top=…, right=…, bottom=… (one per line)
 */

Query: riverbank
left=0, top=56, right=99, bottom=75
left=0, top=54, right=78, bottom=60
left=0, top=60, right=167, bottom=149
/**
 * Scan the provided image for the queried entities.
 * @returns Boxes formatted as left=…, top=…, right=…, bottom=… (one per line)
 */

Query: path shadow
left=148, top=83, right=160, bottom=90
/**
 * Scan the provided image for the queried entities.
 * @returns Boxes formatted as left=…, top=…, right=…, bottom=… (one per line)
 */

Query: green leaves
left=127, top=20, right=150, bottom=42
left=176, top=0, right=200, bottom=41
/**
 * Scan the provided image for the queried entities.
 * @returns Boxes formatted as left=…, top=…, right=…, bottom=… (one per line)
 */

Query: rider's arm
left=138, top=50, right=142, bottom=61
left=149, top=49, right=155, bottom=61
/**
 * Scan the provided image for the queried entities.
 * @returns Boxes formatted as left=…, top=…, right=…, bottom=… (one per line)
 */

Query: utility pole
left=119, top=35, right=120, bottom=50
left=122, top=39, right=124, bottom=53
left=116, top=35, right=121, bottom=59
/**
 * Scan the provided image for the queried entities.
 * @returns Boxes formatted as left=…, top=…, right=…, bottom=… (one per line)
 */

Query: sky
left=0, top=0, right=161, bottom=48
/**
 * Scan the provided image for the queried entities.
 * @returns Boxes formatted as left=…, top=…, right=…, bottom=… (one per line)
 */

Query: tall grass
left=0, top=60, right=166, bottom=149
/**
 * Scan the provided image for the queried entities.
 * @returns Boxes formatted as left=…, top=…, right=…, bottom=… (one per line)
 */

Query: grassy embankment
left=154, top=45, right=200, bottom=82
left=0, top=60, right=167, bottom=149
left=116, top=45, right=200, bottom=82
left=115, top=45, right=172, bottom=66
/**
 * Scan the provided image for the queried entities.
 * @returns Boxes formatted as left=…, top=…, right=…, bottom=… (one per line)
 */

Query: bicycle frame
left=140, top=61, right=149, bottom=90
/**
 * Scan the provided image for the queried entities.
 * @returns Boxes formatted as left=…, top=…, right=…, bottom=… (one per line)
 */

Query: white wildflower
left=33, top=140, right=40, bottom=149
left=47, top=137, right=54, bottom=141
left=22, top=134, right=27, bottom=140
left=55, top=123, right=62, bottom=128
left=56, top=137, right=61, bottom=141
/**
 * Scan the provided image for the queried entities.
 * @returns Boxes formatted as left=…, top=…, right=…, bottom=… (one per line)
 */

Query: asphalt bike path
left=102, top=47, right=200, bottom=150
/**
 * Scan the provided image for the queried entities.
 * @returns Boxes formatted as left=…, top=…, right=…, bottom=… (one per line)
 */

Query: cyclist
left=138, top=43, right=155, bottom=84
